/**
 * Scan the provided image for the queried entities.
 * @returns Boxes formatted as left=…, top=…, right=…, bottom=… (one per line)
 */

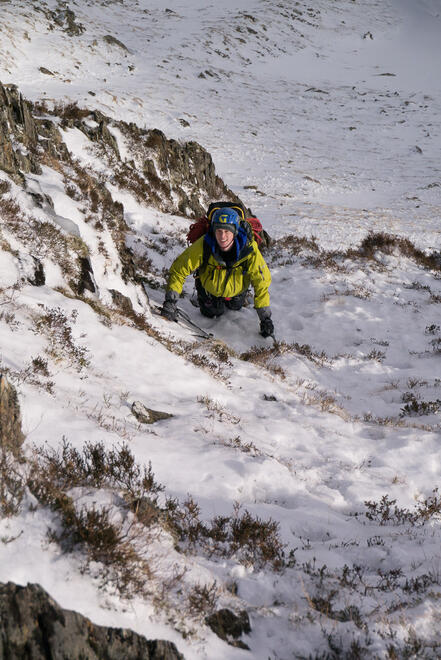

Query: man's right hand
left=161, top=301, right=178, bottom=321
left=161, top=290, right=178, bottom=321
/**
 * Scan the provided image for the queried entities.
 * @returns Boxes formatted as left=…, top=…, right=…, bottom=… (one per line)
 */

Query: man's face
left=215, top=228, right=234, bottom=251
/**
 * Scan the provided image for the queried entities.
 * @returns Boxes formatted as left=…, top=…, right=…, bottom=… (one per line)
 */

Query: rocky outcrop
left=0, top=80, right=243, bottom=304
left=0, top=582, right=185, bottom=660
left=0, top=80, right=240, bottom=217
left=0, top=376, right=25, bottom=517
left=119, top=124, right=240, bottom=217
left=0, top=83, right=41, bottom=183
left=0, top=82, right=70, bottom=184
left=51, top=7, right=85, bottom=36
left=103, top=34, right=129, bottom=52
left=25, top=255, right=46, bottom=286
left=55, top=108, right=239, bottom=218
left=0, top=375, right=25, bottom=458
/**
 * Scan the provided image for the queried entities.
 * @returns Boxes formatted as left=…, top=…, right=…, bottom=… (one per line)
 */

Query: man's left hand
left=260, top=317, right=274, bottom=338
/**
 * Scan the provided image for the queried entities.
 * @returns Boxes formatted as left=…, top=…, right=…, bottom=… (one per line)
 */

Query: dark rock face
left=28, top=256, right=46, bottom=286
left=103, top=34, right=129, bottom=51
left=0, top=582, right=185, bottom=660
left=0, top=82, right=69, bottom=184
left=71, top=109, right=121, bottom=158
left=76, top=256, right=96, bottom=295
left=0, top=375, right=25, bottom=458
left=205, top=608, right=251, bottom=650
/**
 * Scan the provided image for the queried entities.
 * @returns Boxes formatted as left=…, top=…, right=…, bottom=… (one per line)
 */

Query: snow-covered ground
left=1, top=1, right=441, bottom=658
left=2, top=0, right=440, bottom=250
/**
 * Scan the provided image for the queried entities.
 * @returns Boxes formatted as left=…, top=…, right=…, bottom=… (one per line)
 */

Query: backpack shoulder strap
left=201, top=236, right=211, bottom=270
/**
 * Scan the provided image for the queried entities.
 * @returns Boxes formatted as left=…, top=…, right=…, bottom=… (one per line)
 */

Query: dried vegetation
left=271, top=230, right=441, bottom=274
left=12, top=438, right=291, bottom=618
left=0, top=196, right=86, bottom=281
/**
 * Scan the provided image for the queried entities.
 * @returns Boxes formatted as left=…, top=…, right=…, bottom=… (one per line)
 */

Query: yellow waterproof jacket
left=167, top=235, right=271, bottom=308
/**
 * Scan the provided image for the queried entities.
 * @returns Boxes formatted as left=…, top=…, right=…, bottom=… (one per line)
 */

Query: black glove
left=161, top=291, right=178, bottom=322
left=260, top=316, right=274, bottom=338
left=256, top=307, right=274, bottom=338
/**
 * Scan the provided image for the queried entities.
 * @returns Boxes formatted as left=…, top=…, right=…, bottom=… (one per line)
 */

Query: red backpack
left=187, top=201, right=270, bottom=250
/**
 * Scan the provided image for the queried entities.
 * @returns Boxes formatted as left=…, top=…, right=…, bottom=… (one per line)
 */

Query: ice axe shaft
left=177, top=307, right=213, bottom=339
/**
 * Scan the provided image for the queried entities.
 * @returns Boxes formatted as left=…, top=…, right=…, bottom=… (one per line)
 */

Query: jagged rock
left=0, top=82, right=41, bottom=183
left=0, top=582, right=185, bottom=660
left=0, top=81, right=71, bottom=184
left=0, top=375, right=25, bottom=457
left=51, top=7, right=85, bottom=36
left=205, top=608, right=251, bottom=650
left=34, top=114, right=71, bottom=163
left=103, top=34, right=129, bottom=51
left=140, top=127, right=238, bottom=217
left=1, top=81, right=241, bottom=221
left=71, top=110, right=120, bottom=159
left=12, top=252, right=46, bottom=287
left=109, top=288, right=134, bottom=314
left=67, top=110, right=237, bottom=217
left=131, top=401, right=174, bottom=424
left=30, top=257, right=45, bottom=286
left=17, top=254, right=46, bottom=286
left=96, top=118, right=120, bottom=157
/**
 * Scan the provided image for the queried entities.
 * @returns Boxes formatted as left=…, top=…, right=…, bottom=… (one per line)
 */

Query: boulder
left=0, top=582, right=185, bottom=660
left=103, top=34, right=129, bottom=52
left=131, top=401, right=173, bottom=424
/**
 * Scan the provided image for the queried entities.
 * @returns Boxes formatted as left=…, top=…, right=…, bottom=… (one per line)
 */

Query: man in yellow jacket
left=161, top=207, right=274, bottom=337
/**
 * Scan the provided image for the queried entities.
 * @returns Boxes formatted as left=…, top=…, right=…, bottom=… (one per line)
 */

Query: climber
left=161, top=207, right=274, bottom=338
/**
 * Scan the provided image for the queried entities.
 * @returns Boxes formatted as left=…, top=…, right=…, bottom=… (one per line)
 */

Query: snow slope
left=1, top=0, right=440, bottom=249
left=1, top=1, right=441, bottom=658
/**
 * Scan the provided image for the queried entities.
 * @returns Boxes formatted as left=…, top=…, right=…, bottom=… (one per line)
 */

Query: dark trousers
left=195, top=278, right=248, bottom=318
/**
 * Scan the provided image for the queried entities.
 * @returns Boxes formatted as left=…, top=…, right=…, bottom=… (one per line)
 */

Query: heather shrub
left=32, top=307, right=90, bottom=371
